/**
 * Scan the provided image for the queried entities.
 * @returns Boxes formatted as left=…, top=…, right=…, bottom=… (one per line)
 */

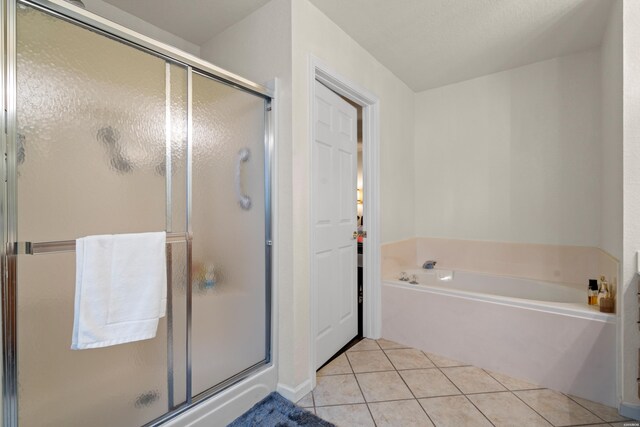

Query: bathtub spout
left=422, top=260, right=437, bottom=269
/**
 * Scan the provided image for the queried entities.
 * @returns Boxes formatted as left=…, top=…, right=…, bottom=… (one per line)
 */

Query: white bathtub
left=382, top=269, right=617, bottom=406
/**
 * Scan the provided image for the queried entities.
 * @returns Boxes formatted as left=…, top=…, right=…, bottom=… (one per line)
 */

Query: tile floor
left=297, top=338, right=634, bottom=427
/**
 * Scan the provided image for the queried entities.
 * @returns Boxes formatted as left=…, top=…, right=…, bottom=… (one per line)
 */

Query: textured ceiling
left=100, top=0, right=270, bottom=45
left=308, top=0, right=615, bottom=91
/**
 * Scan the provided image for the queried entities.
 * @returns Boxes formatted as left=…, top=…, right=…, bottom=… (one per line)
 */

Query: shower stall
left=1, top=0, right=275, bottom=425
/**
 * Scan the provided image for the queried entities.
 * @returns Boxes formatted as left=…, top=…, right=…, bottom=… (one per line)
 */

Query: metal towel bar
left=13, top=232, right=190, bottom=255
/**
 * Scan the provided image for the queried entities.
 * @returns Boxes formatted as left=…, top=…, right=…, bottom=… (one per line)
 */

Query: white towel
left=72, top=231, right=167, bottom=350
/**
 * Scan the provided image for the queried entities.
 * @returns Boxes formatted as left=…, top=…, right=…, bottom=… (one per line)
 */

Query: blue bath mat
left=227, top=392, right=334, bottom=427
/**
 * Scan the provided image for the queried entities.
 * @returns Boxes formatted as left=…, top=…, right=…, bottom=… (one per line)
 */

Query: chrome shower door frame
left=0, top=0, right=275, bottom=425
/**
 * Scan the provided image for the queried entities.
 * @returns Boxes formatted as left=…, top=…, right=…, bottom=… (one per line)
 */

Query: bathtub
left=382, top=269, right=617, bottom=406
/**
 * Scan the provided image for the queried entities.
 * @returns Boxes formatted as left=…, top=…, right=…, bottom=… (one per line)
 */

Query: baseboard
left=620, top=402, right=640, bottom=421
left=276, top=378, right=312, bottom=403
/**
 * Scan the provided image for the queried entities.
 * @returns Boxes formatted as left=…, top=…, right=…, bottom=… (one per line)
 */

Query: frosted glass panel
left=15, top=5, right=187, bottom=426
left=170, top=64, right=188, bottom=234
left=16, top=5, right=167, bottom=242
left=191, top=73, right=267, bottom=396
left=168, top=242, right=188, bottom=408
left=17, top=254, right=168, bottom=426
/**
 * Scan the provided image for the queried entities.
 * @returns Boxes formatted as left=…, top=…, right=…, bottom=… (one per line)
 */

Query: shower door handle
left=235, top=148, right=252, bottom=210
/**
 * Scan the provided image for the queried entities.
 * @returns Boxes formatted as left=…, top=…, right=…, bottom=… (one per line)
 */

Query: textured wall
left=414, top=50, right=601, bottom=247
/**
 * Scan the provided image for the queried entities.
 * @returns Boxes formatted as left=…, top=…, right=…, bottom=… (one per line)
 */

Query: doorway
left=309, top=57, right=381, bottom=383
left=342, top=94, right=364, bottom=339
left=311, top=80, right=359, bottom=368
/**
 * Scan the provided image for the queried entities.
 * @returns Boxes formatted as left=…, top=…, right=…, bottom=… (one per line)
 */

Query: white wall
left=83, top=0, right=200, bottom=56
left=199, top=0, right=295, bottom=393
left=414, top=50, right=602, bottom=247
left=622, top=0, right=640, bottom=415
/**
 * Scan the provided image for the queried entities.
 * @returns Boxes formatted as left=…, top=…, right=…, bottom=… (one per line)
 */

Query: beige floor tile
left=399, top=369, right=460, bottom=398
left=385, top=349, right=435, bottom=370
left=296, top=391, right=314, bottom=408
left=486, top=370, right=539, bottom=391
left=441, top=366, right=506, bottom=394
left=419, top=395, right=492, bottom=427
left=515, top=389, right=602, bottom=426
left=318, top=353, right=353, bottom=376
left=377, top=338, right=409, bottom=349
left=347, top=349, right=394, bottom=373
left=348, top=338, right=380, bottom=352
left=424, top=352, right=467, bottom=367
left=313, top=374, right=365, bottom=407
left=567, top=394, right=628, bottom=422
left=611, top=422, right=640, bottom=427
left=315, top=404, right=374, bottom=427
left=368, top=399, right=434, bottom=427
left=468, top=392, right=551, bottom=426
left=356, top=371, right=414, bottom=402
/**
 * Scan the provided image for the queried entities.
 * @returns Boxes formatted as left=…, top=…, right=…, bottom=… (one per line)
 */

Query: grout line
left=416, top=392, right=468, bottom=400
left=351, top=369, right=397, bottom=374
left=344, top=348, right=378, bottom=426
left=314, top=402, right=371, bottom=409
left=348, top=347, right=397, bottom=374
left=316, top=397, right=416, bottom=408
left=391, top=366, right=444, bottom=373
left=558, top=424, right=616, bottom=426
left=431, top=357, right=496, bottom=427
left=381, top=348, right=437, bottom=371
left=464, top=369, right=548, bottom=426
left=461, top=395, right=496, bottom=426
left=436, top=366, right=468, bottom=396
left=394, top=359, right=438, bottom=426
left=464, top=389, right=518, bottom=396
left=509, top=390, right=556, bottom=426
left=379, top=347, right=395, bottom=369
left=480, top=368, right=543, bottom=392
left=420, top=350, right=470, bottom=368
left=562, top=392, right=618, bottom=424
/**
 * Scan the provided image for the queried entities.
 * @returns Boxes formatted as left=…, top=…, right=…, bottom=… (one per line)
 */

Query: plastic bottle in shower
left=588, top=279, right=598, bottom=305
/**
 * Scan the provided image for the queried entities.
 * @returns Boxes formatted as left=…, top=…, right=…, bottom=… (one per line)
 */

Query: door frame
left=308, top=55, right=381, bottom=384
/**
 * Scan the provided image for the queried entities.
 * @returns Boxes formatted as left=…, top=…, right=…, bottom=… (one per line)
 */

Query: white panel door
left=313, top=80, right=358, bottom=368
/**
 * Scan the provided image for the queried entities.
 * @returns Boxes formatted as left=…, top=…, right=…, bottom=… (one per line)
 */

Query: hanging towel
left=72, top=231, right=167, bottom=350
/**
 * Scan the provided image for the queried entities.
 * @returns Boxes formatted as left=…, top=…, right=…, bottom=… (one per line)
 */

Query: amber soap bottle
left=588, top=279, right=598, bottom=305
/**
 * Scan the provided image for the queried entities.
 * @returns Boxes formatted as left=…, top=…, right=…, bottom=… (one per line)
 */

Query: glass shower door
left=191, top=73, right=269, bottom=397
left=7, top=2, right=272, bottom=426
left=14, top=4, right=187, bottom=426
